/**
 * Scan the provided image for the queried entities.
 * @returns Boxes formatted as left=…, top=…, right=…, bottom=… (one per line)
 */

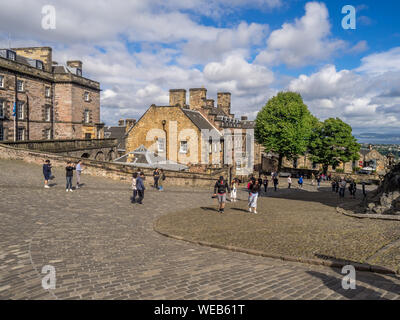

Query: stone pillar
left=218, top=92, right=231, bottom=116
left=169, top=89, right=187, bottom=108
left=189, top=88, right=207, bottom=111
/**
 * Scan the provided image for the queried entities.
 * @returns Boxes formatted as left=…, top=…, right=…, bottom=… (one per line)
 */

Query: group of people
left=332, top=178, right=365, bottom=199
left=152, top=168, right=166, bottom=191
left=42, top=159, right=83, bottom=192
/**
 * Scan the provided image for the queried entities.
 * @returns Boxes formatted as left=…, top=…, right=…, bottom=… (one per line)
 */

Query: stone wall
left=0, top=143, right=228, bottom=187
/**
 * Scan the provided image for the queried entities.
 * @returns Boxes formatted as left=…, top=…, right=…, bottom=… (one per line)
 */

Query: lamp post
left=162, top=120, right=167, bottom=161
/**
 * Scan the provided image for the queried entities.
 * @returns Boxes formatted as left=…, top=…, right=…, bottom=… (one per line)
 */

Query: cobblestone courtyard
left=1, top=159, right=400, bottom=300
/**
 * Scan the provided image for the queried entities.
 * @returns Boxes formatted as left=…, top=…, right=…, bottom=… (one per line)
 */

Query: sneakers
left=254, top=210, right=258, bottom=214
left=69, top=189, right=73, bottom=192
left=66, top=189, right=69, bottom=192
left=44, top=185, right=50, bottom=189
left=248, top=208, right=252, bottom=212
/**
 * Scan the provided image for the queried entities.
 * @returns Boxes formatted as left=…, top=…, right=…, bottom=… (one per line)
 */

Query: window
left=84, top=92, right=90, bottom=102
left=0, top=101, right=4, bottom=119
left=85, top=133, right=92, bottom=139
left=36, top=60, right=44, bottom=70
left=84, top=110, right=90, bottom=123
left=7, top=50, right=16, bottom=61
left=158, top=138, right=165, bottom=152
left=0, top=126, right=3, bottom=141
left=17, top=80, right=24, bottom=92
left=180, top=141, right=188, bottom=154
left=0, top=75, right=4, bottom=88
left=45, top=87, right=51, bottom=98
left=45, top=129, right=51, bottom=140
left=17, top=128, right=24, bottom=141
left=45, top=106, right=51, bottom=122
left=17, top=102, right=24, bottom=120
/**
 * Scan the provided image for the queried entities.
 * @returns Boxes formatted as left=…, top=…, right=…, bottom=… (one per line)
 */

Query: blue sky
left=0, top=0, right=399, bottom=143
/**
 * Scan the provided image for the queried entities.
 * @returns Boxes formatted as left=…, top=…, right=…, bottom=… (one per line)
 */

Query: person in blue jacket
left=136, top=172, right=146, bottom=204
left=43, top=160, right=52, bottom=189
left=298, top=176, right=304, bottom=189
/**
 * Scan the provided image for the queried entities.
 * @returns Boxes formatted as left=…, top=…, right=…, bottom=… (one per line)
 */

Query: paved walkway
left=1, top=159, right=400, bottom=300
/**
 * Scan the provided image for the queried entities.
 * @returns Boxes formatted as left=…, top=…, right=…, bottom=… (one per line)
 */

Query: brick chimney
left=126, top=119, right=136, bottom=128
left=169, top=89, right=187, bottom=108
left=206, top=99, right=215, bottom=108
left=218, top=92, right=231, bottom=116
left=118, top=119, right=125, bottom=126
left=189, top=88, right=207, bottom=111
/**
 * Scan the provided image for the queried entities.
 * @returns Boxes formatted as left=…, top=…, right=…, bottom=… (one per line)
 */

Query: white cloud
left=255, top=1, right=345, bottom=67
left=357, top=47, right=400, bottom=74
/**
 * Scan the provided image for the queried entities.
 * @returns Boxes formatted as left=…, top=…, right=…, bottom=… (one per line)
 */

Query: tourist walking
left=230, top=178, right=239, bottom=202
left=158, top=169, right=165, bottom=191
left=153, top=168, right=160, bottom=189
left=131, top=172, right=138, bottom=203
left=298, top=176, right=304, bottom=189
left=248, top=179, right=261, bottom=214
left=65, top=161, right=75, bottom=192
left=311, top=173, right=315, bottom=186
left=317, top=175, right=322, bottom=187
left=263, top=176, right=269, bottom=193
left=43, top=160, right=52, bottom=189
left=362, top=181, right=367, bottom=199
left=288, top=175, right=292, bottom=189
left=331, top=180, right=337, bottom=192
left=76, top=160, right=83, bottom=189
left=136, top=172, right=146, bottom=204
left=273, top=175, right=279, bottom=191
left=339, top=178, right=347, bottom=198
left=349, top=180, right=357, bottom=199
left=213, top=176, right=230, bottom=213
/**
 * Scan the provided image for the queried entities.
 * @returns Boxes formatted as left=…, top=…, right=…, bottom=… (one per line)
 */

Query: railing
left=1, top=138, right=117, bottom=153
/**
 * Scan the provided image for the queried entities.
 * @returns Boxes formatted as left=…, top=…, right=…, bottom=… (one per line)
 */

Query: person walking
left=263, top=176, right=269, bottom=193
left=136, top=172, right=146, bottom=204
left=273, top=175, right=279, bottom=191
left=349, top=180, right=357, bottom=199
left=311, top=173, right=315, bottom=186
left=153, top=168, right=160, bottom=190
left=288, top=175, right=292, bottom=189
left=298, top=176, right=304, bottom=189
left=339, top=178, right=346, bottom=198
left=317, top=175, right=322, bottom=187
left=362, top=181, right=367, bottom=199
left=248, top=179, right=261, bottom=214
left=331, top=180, right=337, bottom=192
left=158, top=169, right=165, bottom=191
left=76, top=160, right=83, bottom=189
left=65, top=161, right=75, bottom=192
left=131, top=172, right=138, bottom=203
left=43, top=160, right=52, bottom=189
left=213, top=176, right=230, bottom=213
left=230, top=178, right=238, bottom=202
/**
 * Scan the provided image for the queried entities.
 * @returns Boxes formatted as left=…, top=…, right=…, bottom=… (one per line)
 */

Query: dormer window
left=7, top=50, right=16, bottom=61
left=36, top=60, right=44, bottom=70
left=76, top=68, right=82, bottom=76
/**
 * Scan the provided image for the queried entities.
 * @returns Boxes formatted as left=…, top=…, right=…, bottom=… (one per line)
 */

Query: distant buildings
left=0, top=47, right=103, bottom=142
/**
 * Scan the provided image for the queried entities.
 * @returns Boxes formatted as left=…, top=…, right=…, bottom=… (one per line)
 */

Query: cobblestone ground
left=1, top=159, right=400, bottom=300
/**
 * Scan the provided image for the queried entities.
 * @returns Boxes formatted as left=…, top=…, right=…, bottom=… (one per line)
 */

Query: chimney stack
left=241, top=116, right=248, bottom=121
left=118, top=119, right=125, bottom=126
left=189, top=88, right=207, bottom=111
left=169, top=89, right=187, bottom=108
left=206, top=99, right=215, bottom=108
left=218, top=92, right=231, bottom=116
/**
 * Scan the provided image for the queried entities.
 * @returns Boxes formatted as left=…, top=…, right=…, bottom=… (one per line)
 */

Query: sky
left=0, top=0, right=399, bottom=143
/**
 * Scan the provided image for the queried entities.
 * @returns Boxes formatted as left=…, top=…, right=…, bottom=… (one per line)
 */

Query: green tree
left=255, top=92, right=316, bottom=171
left=309, top=118, right=360, bottom=174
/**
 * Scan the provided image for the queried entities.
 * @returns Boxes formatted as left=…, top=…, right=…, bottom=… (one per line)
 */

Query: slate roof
left=181, top=109, right=216, bottom=131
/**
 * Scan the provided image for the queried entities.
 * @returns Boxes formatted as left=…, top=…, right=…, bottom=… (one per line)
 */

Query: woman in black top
left=65, top=161, right=75, bottom=192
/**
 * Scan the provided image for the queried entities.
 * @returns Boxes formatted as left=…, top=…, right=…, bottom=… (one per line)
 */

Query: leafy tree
left=309, top=117, right=360, bottom=174
left=255, top=92, right=317, bottom=171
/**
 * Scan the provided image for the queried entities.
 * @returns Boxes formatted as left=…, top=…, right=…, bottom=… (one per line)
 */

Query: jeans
left=137, top=190, right=144, bottom=203
left=132, top=190, right=137, bottom=203
left=339, top=188, right=345, bottom=198
left=154, top=177, right=159, bottom=189
left=66, top=176, right=73, bottom=190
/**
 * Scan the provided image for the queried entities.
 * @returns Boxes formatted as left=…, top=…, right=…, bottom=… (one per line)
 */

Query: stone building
left=124, top=88, right=263, bottom=174
left=0, top=46, right=103, bottom=142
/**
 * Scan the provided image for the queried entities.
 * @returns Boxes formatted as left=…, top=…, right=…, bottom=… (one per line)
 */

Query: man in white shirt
left=76, top=160, right=83, bottom=189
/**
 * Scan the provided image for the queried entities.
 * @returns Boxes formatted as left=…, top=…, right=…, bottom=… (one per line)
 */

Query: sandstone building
left=0, top=47, right=103, bottom=142
left=124, top=88, right=263, bottom=174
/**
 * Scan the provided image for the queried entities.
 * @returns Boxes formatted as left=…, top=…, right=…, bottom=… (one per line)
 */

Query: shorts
left=44, top=173, right=50, bottom=181
left=217, top=193, right=226, bottom=203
